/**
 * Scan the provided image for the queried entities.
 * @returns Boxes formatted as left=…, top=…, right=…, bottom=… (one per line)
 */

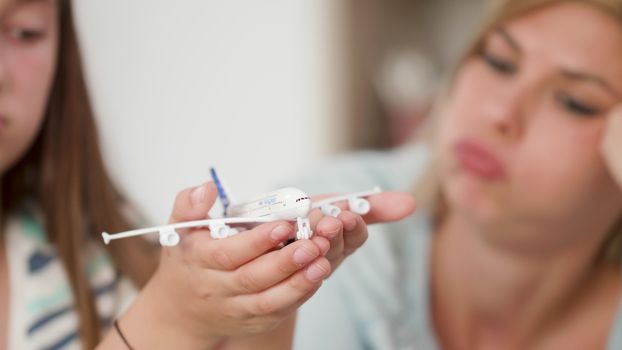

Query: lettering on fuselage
left=258, top=196, right=281, bottom=206
left=231, top=195, right=286, bottom=217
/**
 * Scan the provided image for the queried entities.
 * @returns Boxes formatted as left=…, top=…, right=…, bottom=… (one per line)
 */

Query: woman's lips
left=453, top=139, right=507, bottom=180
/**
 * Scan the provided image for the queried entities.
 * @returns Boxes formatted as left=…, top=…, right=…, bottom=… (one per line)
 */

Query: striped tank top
left=4, top=207, right=136, bottom=349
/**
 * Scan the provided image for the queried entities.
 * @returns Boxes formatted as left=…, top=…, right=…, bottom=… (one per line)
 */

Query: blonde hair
left=413, top=0, right=622, bottom=261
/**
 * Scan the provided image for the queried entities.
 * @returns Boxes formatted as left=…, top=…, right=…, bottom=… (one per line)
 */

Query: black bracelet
left=114, top=319, right=135, bottom=350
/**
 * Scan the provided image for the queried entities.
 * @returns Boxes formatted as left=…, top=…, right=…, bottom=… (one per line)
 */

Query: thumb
left=169, top=182, right=218, bottom=224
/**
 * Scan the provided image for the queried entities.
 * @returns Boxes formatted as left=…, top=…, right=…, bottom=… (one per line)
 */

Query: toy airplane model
left=101, top=168, right=381, bottom=247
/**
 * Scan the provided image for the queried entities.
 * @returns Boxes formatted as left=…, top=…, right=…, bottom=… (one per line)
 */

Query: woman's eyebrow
left=494, top=27, right=621, bottom=99
left=15, top=0, right=52, bottom=4
left=562, top=69, right=621, bottom=98
left=0, top=0, right=53, bottom=20
left=4, top=0, right=51, bottom=9
left=494, top=27, right=521, bottom=54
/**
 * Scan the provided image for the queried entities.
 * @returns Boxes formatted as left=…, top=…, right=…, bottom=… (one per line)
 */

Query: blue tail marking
left=210, top=167, right=230, bottom=216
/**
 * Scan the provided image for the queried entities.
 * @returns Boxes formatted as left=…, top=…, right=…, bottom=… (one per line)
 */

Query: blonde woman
left=292, top=0, right=622, bottom=349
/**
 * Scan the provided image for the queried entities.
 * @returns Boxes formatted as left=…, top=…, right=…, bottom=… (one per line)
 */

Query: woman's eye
left=7, top=27, right=45, bottom=43
left=481, top=51, right=517, bottom=75
left=555, top=92, right=600, bottom=117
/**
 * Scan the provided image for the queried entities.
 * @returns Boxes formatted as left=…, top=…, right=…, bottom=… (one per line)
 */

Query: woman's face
left=439, top=2, right=622, bottom=249
left=0, top=0, right=58, bottom=174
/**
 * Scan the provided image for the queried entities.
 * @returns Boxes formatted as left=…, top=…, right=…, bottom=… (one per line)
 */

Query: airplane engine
left=210, top=225, right=232, bottom=239
left=321, top=204, right=341, bottom=218
left=348, top=197, right=371, bottom=215
left=159, top=229, right=181, bottom=247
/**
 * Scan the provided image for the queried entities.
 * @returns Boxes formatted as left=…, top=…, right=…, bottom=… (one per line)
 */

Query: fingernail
left=271, top=225, right=291, bottom=241
left=306, top=263, right=328, bottom=282
left=191, top=184, right=207, bottom=206
left=293, top=247, right=317, bottom=265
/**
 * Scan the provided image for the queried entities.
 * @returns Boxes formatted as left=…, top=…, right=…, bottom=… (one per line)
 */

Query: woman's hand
left=603, top=105, right=622, bottom=189
left=114, top=182, right=332, bottom=349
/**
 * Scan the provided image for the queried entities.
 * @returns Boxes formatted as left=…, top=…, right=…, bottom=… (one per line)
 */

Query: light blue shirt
left=291, top=144, right=622, bottom=350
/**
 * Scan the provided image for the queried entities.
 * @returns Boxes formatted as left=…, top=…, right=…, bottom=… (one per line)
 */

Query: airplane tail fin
left=210, top=167, right=235, bottom=216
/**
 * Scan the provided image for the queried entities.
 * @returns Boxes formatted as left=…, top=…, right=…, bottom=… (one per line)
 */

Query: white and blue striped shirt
left=5, top=209, right=136, bottom=350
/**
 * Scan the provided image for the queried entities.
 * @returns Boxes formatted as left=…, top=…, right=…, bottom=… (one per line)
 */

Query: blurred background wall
left=73, top=0, right=488, bottom=224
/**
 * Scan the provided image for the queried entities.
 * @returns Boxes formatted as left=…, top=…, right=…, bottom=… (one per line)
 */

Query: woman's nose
left=482, top=84, right=529, bottom=141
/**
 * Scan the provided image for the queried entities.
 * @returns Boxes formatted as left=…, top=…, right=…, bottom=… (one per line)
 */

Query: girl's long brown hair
left=1, top=0, right=158, bottom=347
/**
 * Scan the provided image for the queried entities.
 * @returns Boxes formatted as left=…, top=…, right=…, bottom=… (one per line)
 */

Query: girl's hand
left=100, top=183, right=415, bottom=350
left=117, top=182, right=332, bottom=349
left=603, top=105, right=622, bottom=189
left=218, top=191, right=417, bottom=350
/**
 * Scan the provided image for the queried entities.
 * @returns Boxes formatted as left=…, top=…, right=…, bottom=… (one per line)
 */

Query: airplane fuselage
left=227, top=187, right=312, bottom=221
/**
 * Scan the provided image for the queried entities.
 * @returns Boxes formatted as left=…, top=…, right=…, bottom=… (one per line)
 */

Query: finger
left=169, top=182, right=218, bottom=224
left=310, top=236, right=330, bottom=256
left=316, top=216, right=345, bottom=262
left=225, top=239, right=322, bottom=294
left=314, top=216, right=343, bottom=241
left=307, top=207, right=324, bottom=229
left=233, top=257, right=331, bottom=317
left=358, top=192, right=416, bottom=224
left=338, top=211, right=368, bottom=256
left=305, top=215, right=345, bottom=264
left=310, top=191, right=416, bottom=225
left=194, top=221, right=294, bottom=270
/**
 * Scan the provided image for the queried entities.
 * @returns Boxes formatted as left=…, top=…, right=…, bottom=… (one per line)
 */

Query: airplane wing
left=102, top=185, right=383, bottom=247
left=102, top=217, right=276, bottom=247
left=311, top=187, right=382, bottom=217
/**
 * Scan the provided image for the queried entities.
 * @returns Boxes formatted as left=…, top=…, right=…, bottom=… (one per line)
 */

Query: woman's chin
left=444, top=174, right=506, bottom=226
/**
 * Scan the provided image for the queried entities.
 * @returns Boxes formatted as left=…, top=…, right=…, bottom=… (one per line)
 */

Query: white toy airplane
left=101, top=168, right=381, bottom=247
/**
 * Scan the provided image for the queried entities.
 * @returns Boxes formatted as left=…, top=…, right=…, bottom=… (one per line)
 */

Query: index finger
left=191, top=221, right=296, bottom=270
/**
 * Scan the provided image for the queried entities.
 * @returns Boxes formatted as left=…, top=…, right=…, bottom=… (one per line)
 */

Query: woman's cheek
left=13, top=46, right=56, bottom=93
left=512, top=135, right=604, bottom=218
left=11, top=45, right=56, bottom=119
